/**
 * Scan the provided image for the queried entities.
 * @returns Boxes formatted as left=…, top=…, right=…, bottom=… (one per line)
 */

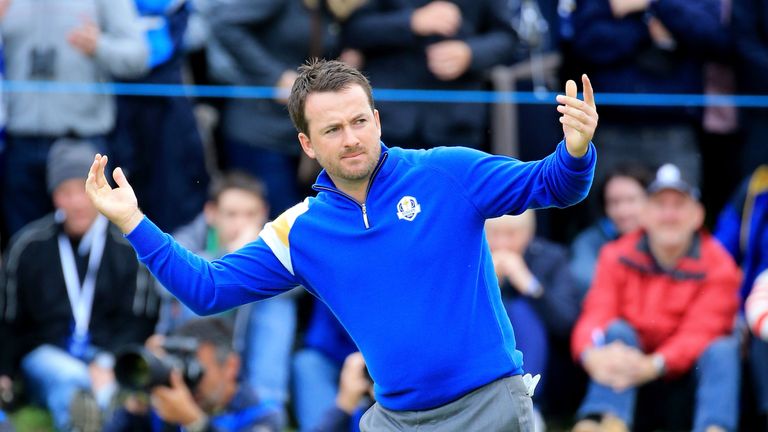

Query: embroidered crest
left=396, top=196, right=421, bottom=221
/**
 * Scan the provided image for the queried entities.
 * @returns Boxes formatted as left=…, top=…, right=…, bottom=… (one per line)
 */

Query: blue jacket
left=733, top=0, right=768, bottom=94
left=569, top=0, right=729, bottom=123
left=126, top=141, right=596, bottom=411
left=715, top=165, right=768, bottom=305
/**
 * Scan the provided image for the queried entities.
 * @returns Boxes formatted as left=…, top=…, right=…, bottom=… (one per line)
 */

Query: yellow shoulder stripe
left=259, top=199, right=310, bottom=275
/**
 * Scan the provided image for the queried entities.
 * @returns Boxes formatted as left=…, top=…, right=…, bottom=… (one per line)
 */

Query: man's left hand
left=556, top=74, right=598, bottom=158
left=426, top=40, right=472, bottom=81
left=608, top=0, right=650, bottom=18
left=610, top=349, right=661, bottom=391
left=68, top=20, right=101, bottom=56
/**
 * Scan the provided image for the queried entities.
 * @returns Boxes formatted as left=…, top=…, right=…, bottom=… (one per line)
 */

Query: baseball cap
left=647, top=163, right=700, bottom=200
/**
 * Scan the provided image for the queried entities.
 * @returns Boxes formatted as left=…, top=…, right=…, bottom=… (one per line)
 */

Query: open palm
left=85, top=154, right=143, bottom=233
left=556, top=74, right=598, bottom=158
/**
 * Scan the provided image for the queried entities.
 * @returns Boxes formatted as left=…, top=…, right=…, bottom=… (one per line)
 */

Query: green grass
left=9, top=406, right=53, bottom=432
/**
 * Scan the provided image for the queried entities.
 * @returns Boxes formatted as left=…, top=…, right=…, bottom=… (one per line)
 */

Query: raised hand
left=426, top=40, right=472, bottom=81
left=68, top=18, right=101, bottom=56
left=85, top=154, right=144, bottom=233
left=411, top=1, right=462, bottom=37
left=557, top=74, right=598, bottom=158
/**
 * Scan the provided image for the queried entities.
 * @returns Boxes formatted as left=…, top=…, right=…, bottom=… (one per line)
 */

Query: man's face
left=298, top=85, right=382, bottom=187
left=205, top=189, right=268, bottom=248
left=604, top=175, right=647, bottom=235
left=52, top=178, right=99, bottom=237
left=643, top=189, right=703, bottom=250
left=485, top=216, right=533, bottom=255
left=193, top=344, right=238, bottom=413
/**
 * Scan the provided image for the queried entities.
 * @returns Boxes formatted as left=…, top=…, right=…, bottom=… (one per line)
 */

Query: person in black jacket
left=207, top=0, right=364, bottom=217
left=342, top=0, right=518, bottom=150
left=567, top=0, right=730, bottom=187
left=0, top=139, right=160, bottom=431
left=732, top=0, right=768, bottom=176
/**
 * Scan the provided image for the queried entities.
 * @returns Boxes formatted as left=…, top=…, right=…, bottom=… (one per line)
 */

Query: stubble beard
left=324, top=147, right=381, bottom=184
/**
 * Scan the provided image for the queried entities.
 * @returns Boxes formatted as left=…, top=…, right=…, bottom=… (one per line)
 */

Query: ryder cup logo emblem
left=396, top=196, right=421, bottom=221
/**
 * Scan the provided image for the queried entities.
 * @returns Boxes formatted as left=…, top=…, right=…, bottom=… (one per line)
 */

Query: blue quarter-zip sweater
left=126, top=141, right=596, bottom=411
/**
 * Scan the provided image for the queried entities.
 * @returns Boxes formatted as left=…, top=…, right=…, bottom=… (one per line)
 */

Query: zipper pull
left=362, top=203, right=370, bottom=229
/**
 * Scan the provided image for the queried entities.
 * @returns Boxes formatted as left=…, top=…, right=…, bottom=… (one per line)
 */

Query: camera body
left=115, top=336, right=204, bottom=392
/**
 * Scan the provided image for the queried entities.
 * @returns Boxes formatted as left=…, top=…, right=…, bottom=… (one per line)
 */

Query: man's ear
left=298, top=133, right=316, bottom=159
left=374, top=109, right=382, bottom=134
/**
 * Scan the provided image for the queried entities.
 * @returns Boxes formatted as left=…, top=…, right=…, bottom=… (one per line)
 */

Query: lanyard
left=57, top=215, right=108, bottom=340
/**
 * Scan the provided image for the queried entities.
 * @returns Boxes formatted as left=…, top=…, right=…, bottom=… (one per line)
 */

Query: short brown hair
left=208, top=171, right=267, bottom=204
left=287, top=58, right=374, bottom=136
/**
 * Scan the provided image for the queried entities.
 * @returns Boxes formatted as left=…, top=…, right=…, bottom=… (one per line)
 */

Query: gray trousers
left=359, top=375, right=534, bottom=431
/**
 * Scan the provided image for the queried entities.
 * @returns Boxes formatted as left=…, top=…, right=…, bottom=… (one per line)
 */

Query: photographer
left=104, top=318, right=282, bottom=432
left=311, top=352, right=373, bottom=432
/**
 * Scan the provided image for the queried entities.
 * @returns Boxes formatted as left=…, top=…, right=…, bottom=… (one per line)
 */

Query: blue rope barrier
left=4, top=80, right=768, bottom=107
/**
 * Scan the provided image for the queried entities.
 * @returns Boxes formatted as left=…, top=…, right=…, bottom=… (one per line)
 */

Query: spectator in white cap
left=572, top=163, right=741, bottom=432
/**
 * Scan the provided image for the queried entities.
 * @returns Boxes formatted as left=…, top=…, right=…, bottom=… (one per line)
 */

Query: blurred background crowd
left=0, top=0, right=767, bottom=431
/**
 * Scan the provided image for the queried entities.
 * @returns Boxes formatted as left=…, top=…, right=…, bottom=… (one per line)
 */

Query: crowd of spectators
left=1, top=0, right=768, bottom=431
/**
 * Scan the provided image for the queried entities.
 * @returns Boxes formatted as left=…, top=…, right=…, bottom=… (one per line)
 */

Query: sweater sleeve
left=654, top=247, right=741, bottom=377
left=570, top=0, right=651, bottom=66
left=208, top=0, right=289, bottom=86
left=125, top=217, right=299, bottom=316
left=648, top=0, right=730, bottom=60
left=463, top=0, right=517, bottom=72
left=571, top=244, right=623, bottom=360
left=423, top=141, right=595, bottom=219
left=343, top=5, right=418, bottom=50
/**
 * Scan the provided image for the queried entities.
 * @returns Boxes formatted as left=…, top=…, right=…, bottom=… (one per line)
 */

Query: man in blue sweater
left=85, top=59, right=598, bottom=431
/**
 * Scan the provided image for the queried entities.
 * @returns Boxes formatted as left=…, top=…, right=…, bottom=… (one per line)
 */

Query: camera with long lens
left=114, top=336, right=205, bottom=392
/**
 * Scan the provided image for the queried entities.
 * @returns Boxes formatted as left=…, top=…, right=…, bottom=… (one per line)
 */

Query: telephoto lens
left=114, top=337, right=204, bottom=391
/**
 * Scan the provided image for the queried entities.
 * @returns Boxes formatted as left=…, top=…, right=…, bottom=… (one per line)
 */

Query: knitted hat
left=47, top=138, right=98, bottom=193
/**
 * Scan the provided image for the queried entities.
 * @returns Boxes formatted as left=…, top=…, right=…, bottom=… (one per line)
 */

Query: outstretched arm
left=557, top=75, right=598, bottom=158
left=85, top=154, right=144, bottom=234
left=85, top=154, right=299, bottom=316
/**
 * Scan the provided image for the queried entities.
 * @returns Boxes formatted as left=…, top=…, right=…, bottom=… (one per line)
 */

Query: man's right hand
left=582, top=342, right=639, bottom=390
left=0, top=0, right=11, bottom=20
left=411, top=1, right=462, bottom=37
left=151, top=371, right=205, bottom=427
left=85, top=154, right=144, bottom=234
left=336, top=352, right=371, bottom=414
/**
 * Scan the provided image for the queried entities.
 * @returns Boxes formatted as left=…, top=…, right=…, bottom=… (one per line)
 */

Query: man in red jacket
left=572, top=164, right=741, bottom=432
